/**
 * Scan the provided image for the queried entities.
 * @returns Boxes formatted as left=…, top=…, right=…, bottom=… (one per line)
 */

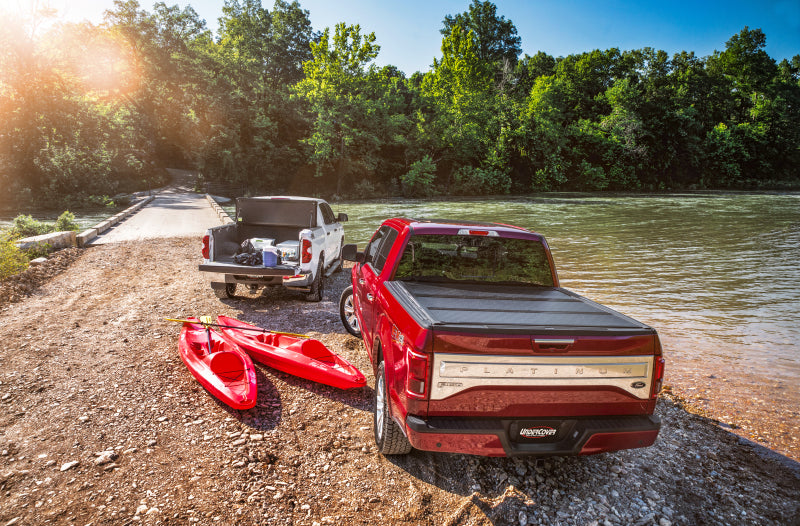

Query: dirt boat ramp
left=0, top=189, right=798, bottom=525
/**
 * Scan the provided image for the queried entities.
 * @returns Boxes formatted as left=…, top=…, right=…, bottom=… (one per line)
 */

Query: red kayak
left=178, top=318, right=257, bottom=410
left=217, top=315, right=366, bottom=390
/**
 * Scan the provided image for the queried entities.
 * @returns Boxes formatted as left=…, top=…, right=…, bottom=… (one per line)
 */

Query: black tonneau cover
left=384, top=281, right=655, bottom=336
left=237, top=198, right=317, bottom=227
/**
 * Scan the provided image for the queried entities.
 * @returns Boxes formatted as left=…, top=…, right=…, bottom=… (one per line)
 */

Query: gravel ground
left=0, top=238, right=798, bottom=526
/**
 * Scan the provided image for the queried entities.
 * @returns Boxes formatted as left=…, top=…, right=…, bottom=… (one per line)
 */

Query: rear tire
left=339, top=286, right=361, bottom=337
left=303, top=257, right=324, bottom=302
left=213, top=283, right=237, bottom=299
left=374, top=360, right=412, bottom=455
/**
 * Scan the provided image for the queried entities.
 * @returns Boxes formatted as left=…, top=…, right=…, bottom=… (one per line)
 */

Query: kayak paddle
left=165, top=317, right=311, bottom=339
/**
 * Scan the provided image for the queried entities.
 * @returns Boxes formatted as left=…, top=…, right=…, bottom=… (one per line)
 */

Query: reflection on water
left=333, top=194, right=800, bottom=384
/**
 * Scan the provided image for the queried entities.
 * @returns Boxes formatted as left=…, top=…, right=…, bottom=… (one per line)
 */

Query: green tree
left=514, top=51, right=556, bottom=97
left=420, top=24, right=496, bottom=182
left=441, top=0, right=521, bottom=67
left=218, top=0, right=315, bottom=88
left=519, top=74, right=571, bottom=190
left=294, top=23, right=385, bottom=194
left=401, top=155, right=436, bottom=197
left=202, top=0, right=314, bottom=191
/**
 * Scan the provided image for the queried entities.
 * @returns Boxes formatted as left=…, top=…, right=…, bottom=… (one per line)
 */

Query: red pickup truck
left=340, top=218, right=665, bottom=457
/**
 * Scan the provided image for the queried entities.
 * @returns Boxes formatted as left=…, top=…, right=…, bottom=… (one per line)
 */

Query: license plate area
left=509, top=420, right=572, bottom=444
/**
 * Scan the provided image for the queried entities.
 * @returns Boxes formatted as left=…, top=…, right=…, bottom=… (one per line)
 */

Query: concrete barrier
left=95, top=220, right=112, bottom=234
left=15, top=230, right=77, bottom=251
left=206, top=194, right=234, bottom=224
left=77, top=195, right=155, bottom=247
left=76, top=228, right=98, bottom=247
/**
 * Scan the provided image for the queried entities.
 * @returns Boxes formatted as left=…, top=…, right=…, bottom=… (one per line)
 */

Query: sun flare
left=0, top=0, right=142, bottom=99
left=71, top=34, right=141, bottom=98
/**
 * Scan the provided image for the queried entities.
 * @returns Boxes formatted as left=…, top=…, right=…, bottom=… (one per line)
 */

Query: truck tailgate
left=199, top=261, right=296, bottom=276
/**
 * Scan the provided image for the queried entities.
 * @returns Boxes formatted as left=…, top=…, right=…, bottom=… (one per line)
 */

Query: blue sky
left=12, top=0, right=800, bottom=74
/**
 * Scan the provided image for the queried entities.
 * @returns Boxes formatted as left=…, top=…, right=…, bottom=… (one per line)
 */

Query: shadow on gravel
left=734, top=435, right=800, bottom=479
left=252, top=361, right=373, bottom=411
left=383, top=399, right=800, bottom=525
left=230, top=367, right=282, bottom=432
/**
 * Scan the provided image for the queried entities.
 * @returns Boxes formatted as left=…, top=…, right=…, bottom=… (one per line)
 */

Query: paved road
left=91, top=186, right=224, bottom=245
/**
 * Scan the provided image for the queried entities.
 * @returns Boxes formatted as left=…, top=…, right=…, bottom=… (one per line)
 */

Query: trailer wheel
left=303, top=258, right=324, bottom=302
left=339, top=286, right=361, bottom=337
left=374, top=360, right=412, bottom=455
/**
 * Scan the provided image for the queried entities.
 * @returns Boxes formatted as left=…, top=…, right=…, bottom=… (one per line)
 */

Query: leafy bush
left=0, top=235, right=29, bottom=279
left=54, top=211, right=79, bottom=232
left=11, top=215, right=51, bottom=238
left=8, top=211, right=80, bottom=240
left=401, top=156, right=437, bottom=197
left=35, top=140, right=115, bottom=205
left=87, top=195, right=116, bottom=208
left=112, top=194, right=133, bottom=207
left=576, top=160, right=609, bottom=191
left=23, top=243, right=52, bottom=260
left=451, top=166, right=512, bottom=195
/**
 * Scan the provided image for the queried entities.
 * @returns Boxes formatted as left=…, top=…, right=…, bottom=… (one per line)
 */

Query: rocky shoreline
left=0, top=239, right=798, bottom=525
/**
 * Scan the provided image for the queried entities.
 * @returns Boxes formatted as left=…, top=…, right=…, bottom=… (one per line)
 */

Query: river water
left=335, top=193, right=800, bottom=459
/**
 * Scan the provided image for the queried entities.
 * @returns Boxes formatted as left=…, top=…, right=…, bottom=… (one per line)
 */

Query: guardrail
left=206, top=194, right=234, bottom=225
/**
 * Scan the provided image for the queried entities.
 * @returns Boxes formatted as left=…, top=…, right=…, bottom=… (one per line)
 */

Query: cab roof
left=384, top=217, right=541, bottom=238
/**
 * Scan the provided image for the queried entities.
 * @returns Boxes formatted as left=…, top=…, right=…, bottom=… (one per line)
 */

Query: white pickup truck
left=199, top=196, right=347, bottom=301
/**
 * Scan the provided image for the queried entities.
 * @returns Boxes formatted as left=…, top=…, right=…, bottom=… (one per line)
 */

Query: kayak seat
left=253, top=332, right=285, bottom=347
left=209, top=351, right=246, bottom=383
left=188, top=339, right=205, bottom=354
left=187, top=334, right=211, bottom=355
left=210, top=338, right=228, bottom=354
left=293, top=339, right=336, bottom=364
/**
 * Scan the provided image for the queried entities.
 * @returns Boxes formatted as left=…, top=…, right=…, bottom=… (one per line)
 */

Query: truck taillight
left=651, top=336, right=665, bottom=398
left=406, top=348, right=429, bottom=398
left=652, top=357, right=665, bottom=398
left=301, top=238, right=312, bottom=263
left=202, top=235, right=210, bottom=259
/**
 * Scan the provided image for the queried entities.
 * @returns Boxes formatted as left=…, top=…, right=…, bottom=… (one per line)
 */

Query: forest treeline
left=1, top=0, right=799, bottom=207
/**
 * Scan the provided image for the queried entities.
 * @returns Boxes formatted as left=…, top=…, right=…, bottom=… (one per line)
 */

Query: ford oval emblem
left=631, top=381, right=646, bottom=389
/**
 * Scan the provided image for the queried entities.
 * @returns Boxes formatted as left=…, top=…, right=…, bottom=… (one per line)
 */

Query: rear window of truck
left=393, top=234, right=554, bottom=286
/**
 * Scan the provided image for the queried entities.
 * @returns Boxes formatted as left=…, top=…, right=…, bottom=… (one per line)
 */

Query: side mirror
left=337, top=212, right=348, bottom=222
left=342, top=244, right=363, bottom=263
